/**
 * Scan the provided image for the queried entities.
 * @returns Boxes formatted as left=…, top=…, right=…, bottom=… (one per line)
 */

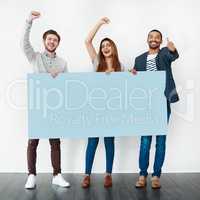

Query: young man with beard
left=134, top=30, right=179, bottom=189
left=22, top=11, right=70, bottom=189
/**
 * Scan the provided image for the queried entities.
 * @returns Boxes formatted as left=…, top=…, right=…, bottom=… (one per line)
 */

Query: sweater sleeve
left=21, top=19, right=37, bottom=64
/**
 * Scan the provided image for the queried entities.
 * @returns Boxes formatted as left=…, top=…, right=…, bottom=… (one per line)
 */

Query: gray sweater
left=21, top=20, right=68, bottom=73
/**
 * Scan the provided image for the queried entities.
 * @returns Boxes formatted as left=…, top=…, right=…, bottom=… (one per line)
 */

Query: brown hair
left=43, top=30, right=61, bottom=43
left=96, top=38, right=121, bottom=72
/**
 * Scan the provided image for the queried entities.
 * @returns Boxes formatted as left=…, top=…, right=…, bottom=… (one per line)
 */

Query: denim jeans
left=85, top=137, right=114, bottom=175
left=139, top=101, right=171, bottom=177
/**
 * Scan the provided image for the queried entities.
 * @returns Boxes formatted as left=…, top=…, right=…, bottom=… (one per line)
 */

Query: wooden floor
left=0, top=173, right=199, bottom=200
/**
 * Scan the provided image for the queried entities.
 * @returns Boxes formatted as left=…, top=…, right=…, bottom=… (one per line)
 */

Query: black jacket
left=134, top=47, right=179, bottom=103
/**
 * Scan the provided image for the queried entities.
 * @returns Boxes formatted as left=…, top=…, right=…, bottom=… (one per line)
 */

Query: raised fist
left=98, top=17, right=110, bottom=25
left=29, top=11, right=41, bottom=21
left=167, top=38, right=176, bottom=52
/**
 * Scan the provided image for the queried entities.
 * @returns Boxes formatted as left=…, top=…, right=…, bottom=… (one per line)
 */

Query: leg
left=104, top=137, right=114, bottom=188
left=50, top=139, right=70, bottom=188
left=85, top=137, right=99, bottom=175
left=82, top=138, right=99, bottom=188
left=49, top=138, right=61, bottom=176
left=27, top=139, right=39, bottom=175
left=152, top=101, right=171, bottom=177
left=152, top=135, right=166, bottom=177
left=104, top=137, right=115, bottom=174
left=139, top=136, right=152, bottom=177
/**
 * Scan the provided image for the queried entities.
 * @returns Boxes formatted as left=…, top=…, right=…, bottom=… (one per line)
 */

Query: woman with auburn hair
left=81, top=17, right=124, bottom=188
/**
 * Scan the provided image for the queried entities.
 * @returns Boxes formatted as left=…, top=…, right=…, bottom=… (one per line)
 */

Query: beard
left=45, top=45, right=57, bottom=53
left=148, top=42, right=161, bottom=50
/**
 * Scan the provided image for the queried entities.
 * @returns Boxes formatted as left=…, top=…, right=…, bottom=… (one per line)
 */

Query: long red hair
left=96, top=38, right=121, bottom=72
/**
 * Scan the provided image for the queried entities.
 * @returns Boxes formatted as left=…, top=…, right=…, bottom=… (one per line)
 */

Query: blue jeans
left=85, top=137, right=114, bottom=175
left=139, top=101, right=171, bottom=177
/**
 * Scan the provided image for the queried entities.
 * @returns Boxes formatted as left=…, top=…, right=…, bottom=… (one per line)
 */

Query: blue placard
left=28, top=72, right=167, bottom=138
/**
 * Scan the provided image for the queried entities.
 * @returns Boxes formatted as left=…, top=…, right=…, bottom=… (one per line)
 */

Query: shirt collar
left=43, top=50, right=56, bottom=58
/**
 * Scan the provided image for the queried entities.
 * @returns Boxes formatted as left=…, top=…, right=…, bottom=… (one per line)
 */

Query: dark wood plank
left=0, top=173, right=199, bottom=200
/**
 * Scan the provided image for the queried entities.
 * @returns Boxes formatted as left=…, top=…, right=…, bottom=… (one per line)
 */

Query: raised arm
left=166, top=38, right=179, bottom=62
left=85, top=17, right=110, bottom=61
left=21, top=11, right=40, bottom=63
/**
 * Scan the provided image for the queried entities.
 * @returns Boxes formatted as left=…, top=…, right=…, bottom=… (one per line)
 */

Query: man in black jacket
left=134, top=30, right=179, bottom=189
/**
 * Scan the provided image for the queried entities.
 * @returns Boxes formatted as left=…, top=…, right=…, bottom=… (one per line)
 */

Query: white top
left=146, top=53, right=158, bottom=71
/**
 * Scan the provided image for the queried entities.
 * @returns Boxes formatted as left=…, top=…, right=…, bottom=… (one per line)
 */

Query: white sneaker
left=25, top=174, right=36, bottom=189
left=52, top=174, right=70, bottom=188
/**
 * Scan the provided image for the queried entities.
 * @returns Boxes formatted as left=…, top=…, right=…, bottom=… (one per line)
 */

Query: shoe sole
left=82, top=185, right=90, bottom=189
left=135, top=185, right=146, bottom=189
left=25, top=185, right=36, bottom=190
left=152, top=186, right=161, bottom=189
left=135, top=183, right=147, bottom=188
left=52, top=183, right=71, bottom=188
left=104, top=184, right=112, bottom=188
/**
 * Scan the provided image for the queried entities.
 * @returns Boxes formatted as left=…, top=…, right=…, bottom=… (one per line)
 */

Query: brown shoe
left=151, top=176, right=161, bottom=189
left=135, top=176, right=147, bottom=188
left=104, top=175, right=112, bottom=188
left=81, top=176, right=90, bottom=188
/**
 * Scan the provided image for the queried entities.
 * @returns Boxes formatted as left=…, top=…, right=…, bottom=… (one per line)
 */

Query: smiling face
left=101, top=40, right=113, bottom=58
left=97, top=38, right=121, bottom=72
left=147, top=31, right=162, bottom=50
left=43, top=34, right=59, bottom=53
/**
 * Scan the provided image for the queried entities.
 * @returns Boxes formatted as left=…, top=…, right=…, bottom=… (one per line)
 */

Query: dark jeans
left=139, top=101, right=171, bottom=177
left=27, top=138, right=61, bottom=176
left=85, top=137, right=115, bottom=175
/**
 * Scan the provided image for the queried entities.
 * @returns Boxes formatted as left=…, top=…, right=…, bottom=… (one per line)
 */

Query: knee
left=28, top=140, right=39, bottom=149
left=140, top=137, right=151, bottom=151
left=49, top=139, right=60, bottom=150
left=156, top=140, right=166, bottom=150
left=104, top=137, right=114, bottom=149
left=104, top=137, right=114, bottom=143
left=88, top=138, right=99, bottom=149
left=156, top=136, right=166, bottom=149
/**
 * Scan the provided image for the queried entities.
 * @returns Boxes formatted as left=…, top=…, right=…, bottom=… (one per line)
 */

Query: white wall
left=0, top=0, right=200, bottom=173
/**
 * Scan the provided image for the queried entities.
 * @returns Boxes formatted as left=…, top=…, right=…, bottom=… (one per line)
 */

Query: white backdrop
left=0, top=0, right=200, bottom=173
